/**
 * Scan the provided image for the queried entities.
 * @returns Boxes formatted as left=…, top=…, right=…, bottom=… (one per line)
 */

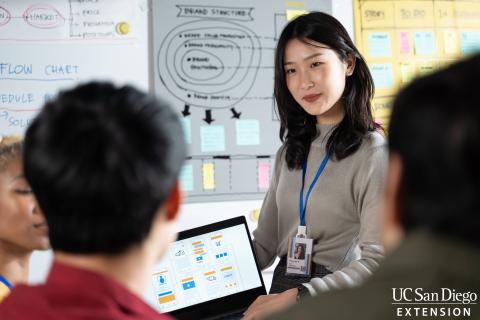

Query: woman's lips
left=33, top=222, right=49, bottom=232
left=302, top=94, right=321, bottom=103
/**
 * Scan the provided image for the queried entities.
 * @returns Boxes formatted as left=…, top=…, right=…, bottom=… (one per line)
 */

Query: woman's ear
left=345, top=53, right=356, bottom=76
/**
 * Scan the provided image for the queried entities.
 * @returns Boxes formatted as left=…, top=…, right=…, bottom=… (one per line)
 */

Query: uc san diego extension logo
left=392, top=288, right=478, bottom=317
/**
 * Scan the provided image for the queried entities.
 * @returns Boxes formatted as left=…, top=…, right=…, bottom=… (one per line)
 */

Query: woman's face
left=0, top=159, right=49, bottom=253
left=284, top=38, right=354, bottom=124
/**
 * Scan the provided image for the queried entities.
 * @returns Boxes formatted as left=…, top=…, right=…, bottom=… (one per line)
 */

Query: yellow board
left=435, top=1, right=456, bottom=27
left=360, top=1, right=395, bottom=29
left=354, top=0, right=480, bottom=128
left=394, top=1, right=435, bottom=28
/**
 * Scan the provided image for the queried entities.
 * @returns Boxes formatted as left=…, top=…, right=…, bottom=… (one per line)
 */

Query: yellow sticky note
left=394, top=1, right=434, bottom=28
left=286, top=1, right=305, bottom=7
left=455, top=2, right=480, bottom=28
left=434, top=1, right=455, bottom=27
left=417, top=61, right=436, bottom=76
left=360, top=1, right=394, bottom=29
left=286, top=9, right=308, bottom=21
left=443, top=30, right=457, bottom=55
left=400, top=63, right=416, bottom=83
left=202, top=163, right=215, bottom=190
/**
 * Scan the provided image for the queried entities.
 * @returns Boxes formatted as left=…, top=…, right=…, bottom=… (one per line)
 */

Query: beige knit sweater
left=253, top=123, right=387, bottom=295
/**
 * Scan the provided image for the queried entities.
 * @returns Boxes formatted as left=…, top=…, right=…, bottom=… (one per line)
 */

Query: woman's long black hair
left=274, top=12, right=380, bottom=170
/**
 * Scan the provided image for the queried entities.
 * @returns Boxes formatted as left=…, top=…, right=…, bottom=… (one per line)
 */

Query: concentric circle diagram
left=158, top=19, right=262, bottom=109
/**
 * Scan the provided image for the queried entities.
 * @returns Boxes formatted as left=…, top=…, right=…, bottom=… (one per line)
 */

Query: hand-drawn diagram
left=153, top=2, right=292, bottom=203
left=0, top=0, right=148, bottom=135
left=157, top=19, right=262, bottom=110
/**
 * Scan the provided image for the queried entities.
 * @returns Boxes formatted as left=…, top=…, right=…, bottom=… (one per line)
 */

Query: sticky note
left=443, top=30, right=458, bottom=55
left=417, top=62, right=436, bottom=76
left=400, top=63, right=415, bottom=83
left=370, top=64, right=393, bottom=89
left=180, top=118, right=191, bottom=144
left=413, top=32, right=437, bottom=55
left=360, top=1, right=394, bottom=29
left=180, top=164, right=194, bottom=192
left=202, top=163, right=215, bottom=190
left=286, top=9, right=308, bottom=21
left=236, top=120, right=260, bottom=146
left=200, top=126, right=225, bottom=152
left=258, top=162, right=270, bottom=189
left=399, top=32, right=410, bottom=54
left=460, top=32, right=480, bottom=55
left=286, top=2, right=305, bottom=7
left=367, top=32, right=391, bottom=57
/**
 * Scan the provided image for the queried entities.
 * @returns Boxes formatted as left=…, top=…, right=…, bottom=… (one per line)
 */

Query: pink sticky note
left=258, top=162, right=270, bottom=189
left=399, top=32, right=410, bottom=54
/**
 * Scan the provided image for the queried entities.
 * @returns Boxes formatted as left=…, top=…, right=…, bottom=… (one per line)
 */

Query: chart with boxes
left=354, top=0, right=480, bottom=128
left=148, top=224, right=262, bottom=313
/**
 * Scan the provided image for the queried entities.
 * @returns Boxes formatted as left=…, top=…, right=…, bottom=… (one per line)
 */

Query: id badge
left=286, top=230, right=313, bottom=276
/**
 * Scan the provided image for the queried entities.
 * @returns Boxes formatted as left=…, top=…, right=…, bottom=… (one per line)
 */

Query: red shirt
left=0, top=261, right=172, bottom=320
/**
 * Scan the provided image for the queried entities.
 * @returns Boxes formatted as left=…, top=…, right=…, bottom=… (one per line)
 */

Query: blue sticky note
left=460, top=32, right=480, bottom=55
left=413, top=32, right=437, bottom=55
left=370, top=64, right=393, bottom=89
left=179, top=164, right=194, bottom=192
left=236, top=120, right=260, bottom=146
left=368, top=32, right=391, bottom=57
left=200, top=125, right=225, bottom=152
left=180, top=118, right=191, bottom=144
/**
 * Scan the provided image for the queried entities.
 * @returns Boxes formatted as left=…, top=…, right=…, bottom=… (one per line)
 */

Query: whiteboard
left=0, top=0, right=149, bottom=135
left=152, top=0, right=332, bottom=203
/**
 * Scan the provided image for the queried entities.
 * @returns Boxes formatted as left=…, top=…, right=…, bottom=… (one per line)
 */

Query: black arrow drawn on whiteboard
left=203, top=110, right=214, bottom=124
left=230, top=108, right=242, bottom=119
left=182, top=105, right=191, bottom=117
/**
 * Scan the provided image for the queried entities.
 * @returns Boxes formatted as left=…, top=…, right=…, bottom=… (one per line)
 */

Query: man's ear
left=381, top=152, right=405, bottom=251
left=345, top=53, right=356, bottom=76
left=165, top=182, right=181, bottom=221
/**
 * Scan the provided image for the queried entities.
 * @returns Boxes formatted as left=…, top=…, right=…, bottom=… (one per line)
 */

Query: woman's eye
left=285, top=68, right=296, bottom=75
left=311, top=61, right=323, bottom=68
left=14, top=189, right=33, bottom=195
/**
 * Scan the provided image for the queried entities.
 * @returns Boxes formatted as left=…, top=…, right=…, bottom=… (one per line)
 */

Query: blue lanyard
left=0, top=275, right=12, bottom=289
left=299, top=147, right=332, bottom=226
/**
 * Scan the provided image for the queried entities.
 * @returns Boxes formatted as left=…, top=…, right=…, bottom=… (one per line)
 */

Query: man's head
left=24, top=82, right=186, bottom=257
left=382, top=54, right=480, bottom=249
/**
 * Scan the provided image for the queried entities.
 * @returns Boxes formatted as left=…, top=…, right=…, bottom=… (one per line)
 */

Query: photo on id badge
left=286, top=236, right=313, bottom=276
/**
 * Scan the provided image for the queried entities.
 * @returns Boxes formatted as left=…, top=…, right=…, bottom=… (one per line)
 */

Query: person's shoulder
left=268, top=284, right=392, bottom=320
left=362, top=130, right=387, bottom=149
left=0, top=285, right=50, bottom=317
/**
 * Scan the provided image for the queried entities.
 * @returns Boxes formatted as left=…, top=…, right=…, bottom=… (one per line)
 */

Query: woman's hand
left=242, top=288, right=297, bottom=320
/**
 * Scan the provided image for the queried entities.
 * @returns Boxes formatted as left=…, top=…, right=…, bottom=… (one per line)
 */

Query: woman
left=0, top=136, right=49, bottom=303
left=245, top=12, right=387, bottom=318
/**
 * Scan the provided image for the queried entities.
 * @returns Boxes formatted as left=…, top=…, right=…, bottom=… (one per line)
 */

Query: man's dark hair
left=24, top=82, right=186, bottom=254
left=389, top=54, right=480, bottom=246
